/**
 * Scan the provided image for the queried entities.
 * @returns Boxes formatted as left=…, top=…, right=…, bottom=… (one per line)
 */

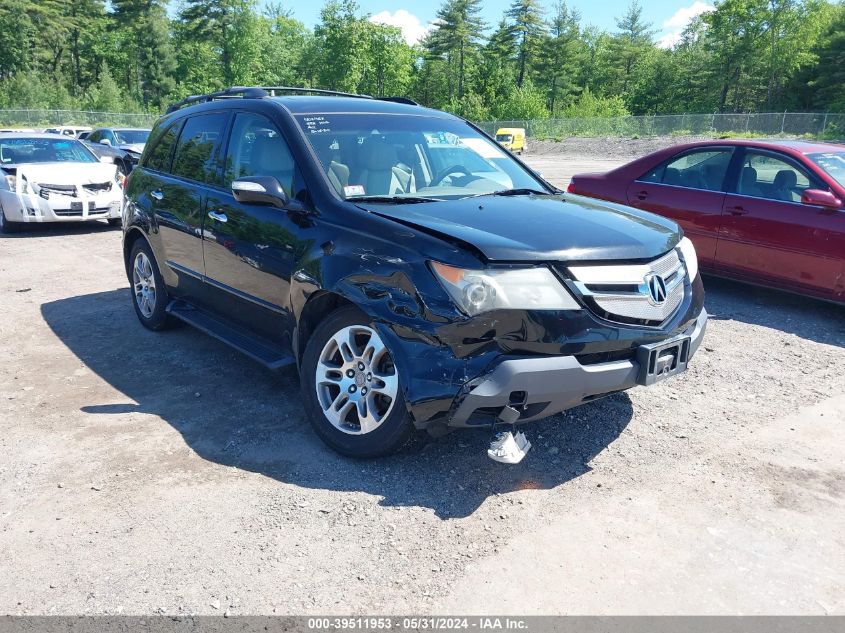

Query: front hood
left=15, top=162, right=117, bottom=185
left=118, top=143, right=144, bottom=155
left=361, top=193, right=681, bottom=262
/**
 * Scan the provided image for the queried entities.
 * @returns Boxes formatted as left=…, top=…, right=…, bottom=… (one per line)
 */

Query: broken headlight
left=430, top=261, right=580, bottom=316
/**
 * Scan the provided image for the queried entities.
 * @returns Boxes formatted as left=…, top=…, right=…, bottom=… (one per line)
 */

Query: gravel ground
left=1, top=146, right=844, bottom=615
left=528, top=136, right=713, bottom=160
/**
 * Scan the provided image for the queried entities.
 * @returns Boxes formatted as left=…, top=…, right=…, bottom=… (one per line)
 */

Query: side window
left=640, top=149, right=733, bottom=192
left=104, top=130, right=116, bottom=144
left=223, top=112, right=295, bottom=196
left=171, top=113, right=228, bottom=184
left=144, top=120, right=183, bottom=173
left=737, top=152, right=816, bottom=202
left=88, top=130, right=101, bottom=143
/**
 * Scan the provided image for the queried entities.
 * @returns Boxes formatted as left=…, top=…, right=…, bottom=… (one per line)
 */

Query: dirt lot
left=1, top=148, right=844, bottom=616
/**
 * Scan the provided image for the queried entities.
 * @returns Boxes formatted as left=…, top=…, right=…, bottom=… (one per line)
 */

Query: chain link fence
left=0, top=109, right=159, bottom=129
left=476, top=112, right=845, bottom=140
left=3, top=109, right=844, bottom=140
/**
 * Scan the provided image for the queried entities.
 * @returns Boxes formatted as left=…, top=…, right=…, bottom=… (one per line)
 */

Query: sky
left=269, top=0, right=716, bottom=49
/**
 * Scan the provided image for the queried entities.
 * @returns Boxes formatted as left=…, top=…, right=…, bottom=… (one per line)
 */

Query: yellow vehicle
left=495, top=127, right=526, bottom=154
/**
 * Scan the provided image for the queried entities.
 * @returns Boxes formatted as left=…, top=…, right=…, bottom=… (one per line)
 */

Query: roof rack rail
left=166, top=86, right=268, bottom=113
left=165, top=86, right=421, bottom=114
left=261, top=86, right=373, bottom=100
left=378, top=96, right=420, bottom=106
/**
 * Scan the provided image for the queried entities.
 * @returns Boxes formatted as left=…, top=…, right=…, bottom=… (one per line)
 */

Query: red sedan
left=569, top=139, right=845, bottom=304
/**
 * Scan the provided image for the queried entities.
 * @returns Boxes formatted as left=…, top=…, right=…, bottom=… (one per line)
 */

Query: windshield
left=496, top=134, right=513, bottom=142
left=0, top=137, right=96, bottom=164
left=807, top=151, right=845, bottom=188
left=294, top=113, right=544, bottom=200
left=114, top=129, right=150, bottom=145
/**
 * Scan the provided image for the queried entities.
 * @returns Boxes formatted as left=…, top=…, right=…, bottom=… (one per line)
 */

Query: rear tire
left=128, top=239, right=177, bottom=331
left=301, top=305, right=413, bottom=458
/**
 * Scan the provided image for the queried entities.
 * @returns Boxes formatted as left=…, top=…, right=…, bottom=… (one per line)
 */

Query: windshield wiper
left=349, top=195, right=443, bottom=204
left=470, top=187, right=550, bottom=198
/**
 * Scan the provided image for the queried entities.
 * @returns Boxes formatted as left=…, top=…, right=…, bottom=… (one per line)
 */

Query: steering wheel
left=431, top=164, right=472, bottom=187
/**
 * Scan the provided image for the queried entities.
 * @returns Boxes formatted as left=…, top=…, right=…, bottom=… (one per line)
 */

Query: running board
left=166, top=300, right=295, bottom=370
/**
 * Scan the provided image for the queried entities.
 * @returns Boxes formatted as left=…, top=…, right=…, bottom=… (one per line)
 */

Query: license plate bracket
left=636, top=335, right=691, bottom=386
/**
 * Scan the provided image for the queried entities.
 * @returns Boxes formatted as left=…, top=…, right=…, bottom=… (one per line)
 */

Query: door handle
left=150, top=189, right=163, bottom=201
left=635, top=190, right=649, bottom=201
left=208, top=210, right=228, bottom=223
left=725, top=205, right=748, bottom=216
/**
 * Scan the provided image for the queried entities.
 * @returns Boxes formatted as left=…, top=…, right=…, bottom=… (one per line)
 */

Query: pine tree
left=505, top=0, right=546, bottom=88
left=427, top=0, right=485, bottom=99
left=541, top=1, right=583, bottom=113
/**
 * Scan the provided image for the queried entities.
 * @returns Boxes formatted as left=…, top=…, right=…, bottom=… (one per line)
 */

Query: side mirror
left=99, top=138, right=112, bottom=146
left=801, top=188, right=842, bottom=210
left=232, top=176, right=289, bottom=209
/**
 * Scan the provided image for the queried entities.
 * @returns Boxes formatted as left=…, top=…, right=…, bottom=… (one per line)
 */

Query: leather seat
left=250, top=134, right=294, bottom=194
left=353, top=137, right=414, bottom=196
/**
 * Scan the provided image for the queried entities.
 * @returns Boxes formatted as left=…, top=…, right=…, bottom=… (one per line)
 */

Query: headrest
left=741, top=167, right=758, bottom=185
left=251, top=133, right=294, bottom=174
left=360, top=136, right=398, bottom=171
left=663, top=167, right=682, bottom=185
left=773, top=169, right=797, bottom=189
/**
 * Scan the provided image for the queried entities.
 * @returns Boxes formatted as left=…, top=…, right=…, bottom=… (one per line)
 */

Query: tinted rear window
left=172, top=113, right=228, bottom=184
left=144, top=120, right=182, bottom=173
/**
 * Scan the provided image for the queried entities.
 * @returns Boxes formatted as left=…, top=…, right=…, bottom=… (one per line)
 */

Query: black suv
left=122, top=87, right=707, bottom=458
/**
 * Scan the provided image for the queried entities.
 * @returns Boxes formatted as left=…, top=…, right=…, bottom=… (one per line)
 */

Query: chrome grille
left=567, top=249, right=686, bottom=325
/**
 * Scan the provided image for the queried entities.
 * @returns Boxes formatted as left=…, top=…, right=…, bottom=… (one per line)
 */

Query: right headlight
left=677, top=237, right=699, bottom=281
left=430, top=261, right=580, bottom=316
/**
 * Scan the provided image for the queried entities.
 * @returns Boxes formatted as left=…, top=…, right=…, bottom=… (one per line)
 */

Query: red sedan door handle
left=635, top=190, right=649, bottom=201
left=725, top=205, right=748, bottom=216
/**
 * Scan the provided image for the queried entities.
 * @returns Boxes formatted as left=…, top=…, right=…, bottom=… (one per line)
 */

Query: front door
left=716, top=148, right=843, bottom=298
left=626, top=147, right=734, bottom=267
left=202, top=111, right=313, bottom=348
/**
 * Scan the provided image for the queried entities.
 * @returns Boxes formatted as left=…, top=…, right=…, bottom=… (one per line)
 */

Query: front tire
left=129, top=239, right=175, bottom=331
left=0, top=207, right=22, bottom=234
left=301, top=305, right=413, bottom=458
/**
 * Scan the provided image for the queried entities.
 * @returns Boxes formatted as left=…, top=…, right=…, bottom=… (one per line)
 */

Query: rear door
left=716, top=148, right=843, bottom=298
left=152, top=112, right=228, bottom=287
left=626, top=147, right=735, bottom=266
left=202, top=110, right=312, bottom=347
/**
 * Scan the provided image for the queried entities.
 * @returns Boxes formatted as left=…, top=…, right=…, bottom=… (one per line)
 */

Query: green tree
left=426, top=0, right=485, bottom=100
left=313, top=0, right=370, bottom=92
left=541, top=1, right=584, bottom=113
left=505, top=0, right=546, bottom=88
left=179, top=0, right=262, bottom=86
left=607, top=0, right=655, bottom=96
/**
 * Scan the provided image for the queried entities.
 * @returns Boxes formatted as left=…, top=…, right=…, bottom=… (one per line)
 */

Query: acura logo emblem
left=645, top=273, right=668, bottom=304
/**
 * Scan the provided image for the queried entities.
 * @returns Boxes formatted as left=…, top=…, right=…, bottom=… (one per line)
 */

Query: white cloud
left=657, top=1, right=714, bottom=49
left=369, top=9, right=432, bottom=46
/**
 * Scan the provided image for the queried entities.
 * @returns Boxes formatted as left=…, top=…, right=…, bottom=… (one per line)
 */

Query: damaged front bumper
left=3, top=189, right=121, bottom=223
left=449, top=308, right=707, bottom=427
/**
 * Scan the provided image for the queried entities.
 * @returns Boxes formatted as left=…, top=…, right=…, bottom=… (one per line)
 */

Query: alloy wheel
left=132, top=251, right=157, bottom=318
left=315, top=325, right=398, bottom=435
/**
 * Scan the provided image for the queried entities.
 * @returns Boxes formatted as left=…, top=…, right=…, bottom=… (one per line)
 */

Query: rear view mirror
left=801, top=189, right=842, bottom=210
left=99, top=138, right=112, bottom=146
left=232, top=176, right=289, bottom=209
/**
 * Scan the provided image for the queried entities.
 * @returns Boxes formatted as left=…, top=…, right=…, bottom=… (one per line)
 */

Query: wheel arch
left=122, top=226, right=149, bottom=279
left=294, top=290, right=357, bottom=366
